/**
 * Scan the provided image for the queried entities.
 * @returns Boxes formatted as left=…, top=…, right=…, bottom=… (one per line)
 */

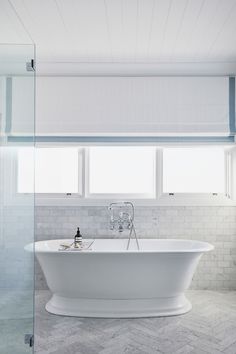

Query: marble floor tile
left=35, top=290, right=236, bottom=354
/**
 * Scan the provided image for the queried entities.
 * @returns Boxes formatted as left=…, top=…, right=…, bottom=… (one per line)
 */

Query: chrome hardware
left=25, top=334, right=34, bottom=348
left=108, top=202, right=139, bottom=250
left=26, top=59, right=35, bottom=72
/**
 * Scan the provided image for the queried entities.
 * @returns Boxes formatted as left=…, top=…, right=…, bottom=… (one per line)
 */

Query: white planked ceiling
left=1, top=0, right=236, bottom=72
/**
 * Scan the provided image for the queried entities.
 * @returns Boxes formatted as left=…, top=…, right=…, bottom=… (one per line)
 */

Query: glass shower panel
left=0, top=45, right=35, bottom=353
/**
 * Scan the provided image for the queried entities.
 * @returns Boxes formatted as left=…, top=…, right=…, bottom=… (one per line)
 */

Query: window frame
left=13, top=143, right=236, bottom=207
left=157, top=146, right=230, bottom=205
left=31, top=147, right=84, bottom=197
left=8, top=144, right=84, bottom=205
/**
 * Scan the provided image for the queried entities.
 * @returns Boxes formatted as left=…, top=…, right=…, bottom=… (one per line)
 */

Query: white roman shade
left=11, top=76, right=34, bottom=136
left=11, top=76, right=231, bottom=137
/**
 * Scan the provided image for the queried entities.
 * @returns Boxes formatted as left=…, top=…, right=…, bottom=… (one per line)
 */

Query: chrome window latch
left=26, top=59, right=35, bottom=72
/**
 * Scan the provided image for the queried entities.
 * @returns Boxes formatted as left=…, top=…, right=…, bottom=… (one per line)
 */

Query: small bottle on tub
left=74, top=227, right=83, bottom=248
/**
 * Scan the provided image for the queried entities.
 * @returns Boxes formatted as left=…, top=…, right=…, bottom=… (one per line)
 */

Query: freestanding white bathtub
left=33, top=238, right=213, bottom=318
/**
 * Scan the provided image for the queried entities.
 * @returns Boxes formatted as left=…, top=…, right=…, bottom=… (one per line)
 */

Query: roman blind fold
left=10, top=76, right=232, bottom=137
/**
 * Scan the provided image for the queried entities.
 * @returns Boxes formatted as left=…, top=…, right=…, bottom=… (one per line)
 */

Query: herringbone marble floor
left=35, top=290, right=236, bottom=354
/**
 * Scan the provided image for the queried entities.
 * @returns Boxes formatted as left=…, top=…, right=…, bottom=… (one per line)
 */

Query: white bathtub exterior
left=34, top=238, right=213, bottom=318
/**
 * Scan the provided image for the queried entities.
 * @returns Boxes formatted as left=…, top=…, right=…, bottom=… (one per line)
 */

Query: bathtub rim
left=27, top=238, right=214, bottom=254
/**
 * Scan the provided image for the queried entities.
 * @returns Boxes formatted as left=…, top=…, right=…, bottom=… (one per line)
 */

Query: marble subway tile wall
left=35, top=206, right=236, bottom=290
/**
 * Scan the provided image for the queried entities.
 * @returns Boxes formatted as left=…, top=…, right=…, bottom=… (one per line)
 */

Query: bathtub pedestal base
left=46, top=294, right=192, bottom=318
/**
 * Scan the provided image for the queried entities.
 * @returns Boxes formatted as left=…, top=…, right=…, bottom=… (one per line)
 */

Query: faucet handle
left=110, top=222, right=115, bottom=230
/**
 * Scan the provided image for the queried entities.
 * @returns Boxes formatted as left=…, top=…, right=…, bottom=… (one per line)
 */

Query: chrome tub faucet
left=108, top=201, right=139, bottom=250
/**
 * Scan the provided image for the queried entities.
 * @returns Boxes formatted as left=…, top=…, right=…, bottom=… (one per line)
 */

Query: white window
left=88, top=147, right=156, bottom=198
left=163, top=147, right=225, bottom=194
left=18, top=147, right=82, bottom=194
left=16, top=145, right=233, bottom=206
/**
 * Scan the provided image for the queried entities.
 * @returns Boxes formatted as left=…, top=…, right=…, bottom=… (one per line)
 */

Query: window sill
left=33, top=195, right=236, bottom=207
